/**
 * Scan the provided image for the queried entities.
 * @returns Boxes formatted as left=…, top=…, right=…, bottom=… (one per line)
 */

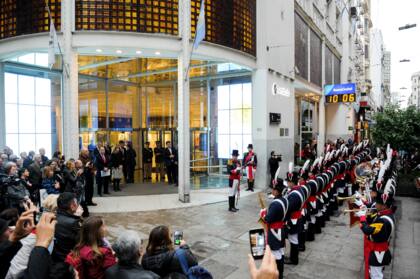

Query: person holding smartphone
left=259, top=178, right=288, bottom=279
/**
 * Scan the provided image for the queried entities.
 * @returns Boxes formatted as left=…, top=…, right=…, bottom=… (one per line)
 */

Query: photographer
left=1, top=163, right=30, bottom=212
left=268, top=151, right=282, bottom=188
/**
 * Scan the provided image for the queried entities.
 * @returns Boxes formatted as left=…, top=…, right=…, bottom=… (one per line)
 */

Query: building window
left=310, top=30, right=322, bottom=87
left=75, top=0, right=179, bottom=35
left=191, top=0, right=256, bottom=56
left=4, top=58, right=61, bottom=158
left=295, top=13, right=309, bottom=80
left=0, top=0, right=61, bottom=40
left=217, top=82, right=252, bottom=159
left=325, top=47, right=333, bottom=85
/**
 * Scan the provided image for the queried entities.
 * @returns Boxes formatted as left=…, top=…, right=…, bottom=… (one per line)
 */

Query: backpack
left=174, top=248, right=213, bottom=279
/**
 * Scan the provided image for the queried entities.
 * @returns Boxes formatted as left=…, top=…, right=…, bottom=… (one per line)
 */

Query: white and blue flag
left=193, top=0, right=206, bottom=49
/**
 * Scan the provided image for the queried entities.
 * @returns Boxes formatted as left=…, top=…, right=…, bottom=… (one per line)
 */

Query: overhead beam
left=79, top=57, right=135, bottom=71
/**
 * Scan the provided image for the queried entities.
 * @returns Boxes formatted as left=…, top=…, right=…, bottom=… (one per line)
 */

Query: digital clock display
left=326, top=93, right=356, bottom=103
left=324, top=83, right=356, bottom=104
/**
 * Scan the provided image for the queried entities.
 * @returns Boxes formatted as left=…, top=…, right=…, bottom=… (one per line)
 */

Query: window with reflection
left=334, top=54, right=341, bottom=84
left=310, top=30, right=322, bottom=87
left=75, top=0, right=179, bottom=35
left=295, top=13, right=309, bottom=80
left=142, top=86, right=175, bottom=128
left=79, top=78, right=106, bottom=130
left=4, top=69, right=62, bottom=158
left=190, top=82, right=208, bottom=128
left=217, top=82, right=252, bottom=159
left=325, top=47, right=333, bottom=85
left=0, top=0, right=61, bottom=40
left=191, top=0, right=256, bottom=56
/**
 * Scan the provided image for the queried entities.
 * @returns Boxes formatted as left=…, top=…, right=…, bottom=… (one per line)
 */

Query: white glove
left=355, top=206, right=367, bottom=217
left=354, top=191, right=362, bottom=200
left=354, top=198, right=364, bottom=208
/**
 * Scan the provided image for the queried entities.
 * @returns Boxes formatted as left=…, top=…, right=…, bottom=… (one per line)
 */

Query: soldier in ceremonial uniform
left=284, top=166, right=302, bottom=265
left=260, top=178, right=289, bottom=278
left=243, top=144, right=257, bottom=192
left=227, top=150, right=241, bottom=212
left=356, top=192, right=395, bottom=279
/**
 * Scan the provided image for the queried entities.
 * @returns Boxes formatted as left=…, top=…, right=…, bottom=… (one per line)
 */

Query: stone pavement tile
left=200, top=258, right=237, bottom=278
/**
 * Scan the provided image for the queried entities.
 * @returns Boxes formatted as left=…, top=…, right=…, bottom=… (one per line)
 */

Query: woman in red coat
left=66, top=216, right=116, bottom=279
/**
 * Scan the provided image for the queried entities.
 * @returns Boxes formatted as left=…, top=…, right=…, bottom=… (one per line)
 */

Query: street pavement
left=391, top=197, right=420, bottom=279
left=100, top=192, right=377, bottom=279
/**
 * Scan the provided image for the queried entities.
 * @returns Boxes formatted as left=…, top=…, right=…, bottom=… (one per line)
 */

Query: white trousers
left=369, top=266, right=384, bottom=279
left=288, top=233, right=298, bottom=245
left=272, top=248, right=285, bottom=260
left=228, top=179, right=239, bottom=196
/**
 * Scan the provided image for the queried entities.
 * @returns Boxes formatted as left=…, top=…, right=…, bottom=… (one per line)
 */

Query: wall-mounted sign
left=272, top=83, right=290, bottom=97
left=324, top=83, right=356, bottom=103
left=269, top=113, right=281, bottom=124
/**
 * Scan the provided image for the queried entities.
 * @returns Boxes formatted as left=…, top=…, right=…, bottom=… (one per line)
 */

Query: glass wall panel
left=310, top=30, right=322, bottom=87
left=108, top=82, right=139, bottom=130
left=295, top=13, right=309, bottom=80
left=79, top=78, right=106, bottom=130
left=325, top=47, right=333, bottom=85
left=191, top=0, right=256, bottom=56
left=142, top=86, right=175, bottom=128
left=216, top=82, right=252, bottom=159
left=0, top=0, right=61, bottom=40
left=4, top=70, right=61, bottom=157
left=334, top=55, right=341, bottom=84
left=190, top=83, right=208, bottom=128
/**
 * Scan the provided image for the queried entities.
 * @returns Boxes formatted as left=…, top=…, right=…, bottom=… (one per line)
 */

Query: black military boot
left=298, top=231, right=306, bottom=251
left=249, top=181, right=255, bottom=192
left=246, top=180, right=251, bottom=191
left=233, top=195, right=239, bottom=211
left=306, top=223, right=315, bottom=241
left=228, top=197, right=237, bottom=212
left=276, top=258, right=284, bottom=279
left=315, top=217, right=322, bottom=234
left=284, top=244, right=299, bottom=265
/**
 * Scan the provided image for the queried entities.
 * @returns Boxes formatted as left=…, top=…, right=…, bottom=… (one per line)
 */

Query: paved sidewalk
left=101, top=193, right=367, bottom=279
left=392, top=197, right=420, bottom=279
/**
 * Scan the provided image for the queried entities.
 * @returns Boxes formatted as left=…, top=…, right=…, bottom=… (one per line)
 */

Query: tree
left=371, top=105, right=420, bottom=152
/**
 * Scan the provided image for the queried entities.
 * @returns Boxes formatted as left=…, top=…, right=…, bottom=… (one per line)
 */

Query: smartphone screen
left=249, top=229, right=265, bottom=259
left=174, top=231, right=183, bottom=246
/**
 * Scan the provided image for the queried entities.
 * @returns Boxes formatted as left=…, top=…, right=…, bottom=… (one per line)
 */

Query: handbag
left=112, top=167, right=123, bottom=179
left=174, top=248, right=213, bottom=279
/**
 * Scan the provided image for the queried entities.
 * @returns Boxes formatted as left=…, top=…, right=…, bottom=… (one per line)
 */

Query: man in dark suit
left=94, top=147, right=110, bottom=196
left=143, top=142, right=153, bottom=181
left=163, top=141, right=178, bottom=186
left=27, top=154, right=43, bottom=204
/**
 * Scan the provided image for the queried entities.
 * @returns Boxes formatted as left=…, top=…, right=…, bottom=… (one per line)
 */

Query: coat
left=141, top=246, right=197, bottom=278
left=6, top=179, right=30, bottom=209
left=95, top=154, right=110, bottom=176
left=27, top=162, right=42, bottom=186
left=66, top=245, right=116, bottom=279
left=105, top=263, right=160, bottom=279
left=51, top=210, right=82, bottom=262
left=163, top=148, right=178, bottom=166
left=0, top=240, right=23, bottom=279
left=42, top=177, right=60, bottom=195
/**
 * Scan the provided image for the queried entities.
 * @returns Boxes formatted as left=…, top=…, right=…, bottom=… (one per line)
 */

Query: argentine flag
left=193, top=0, right=206, bottom=49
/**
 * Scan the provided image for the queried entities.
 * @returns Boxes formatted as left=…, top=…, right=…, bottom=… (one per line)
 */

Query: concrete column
left=318, top=40, right=326, bottom=155
left=62, top=0, right=79, bottom=159
left=0, top=63, right=5, bottom=149
left=177, top=0, right=191, bottom=203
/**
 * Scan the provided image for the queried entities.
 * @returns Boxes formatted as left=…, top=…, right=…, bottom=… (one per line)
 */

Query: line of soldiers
left=351, top=145, right=397, bottom=279
left=259, top=140, right=373, bottom=278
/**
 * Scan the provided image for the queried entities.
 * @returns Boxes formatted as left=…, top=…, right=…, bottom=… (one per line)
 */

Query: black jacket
left=141, top=246, right=197, bottom=278
left=95, top=153, right=110, bottom=174
left=23, top=246, right=51, bottom=279
left=105, top=263, right=160, bottom=279
left=163, top=148, right=178, bottom=166
left=63, top=168, right=77, bottom=193
left=0, top=240, right=22, bottom=278
left=52, top=209, right=82, bottom=262
left=143, top=148, right=154, bottom=163
left=28, top=162, right=42, bottom=186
